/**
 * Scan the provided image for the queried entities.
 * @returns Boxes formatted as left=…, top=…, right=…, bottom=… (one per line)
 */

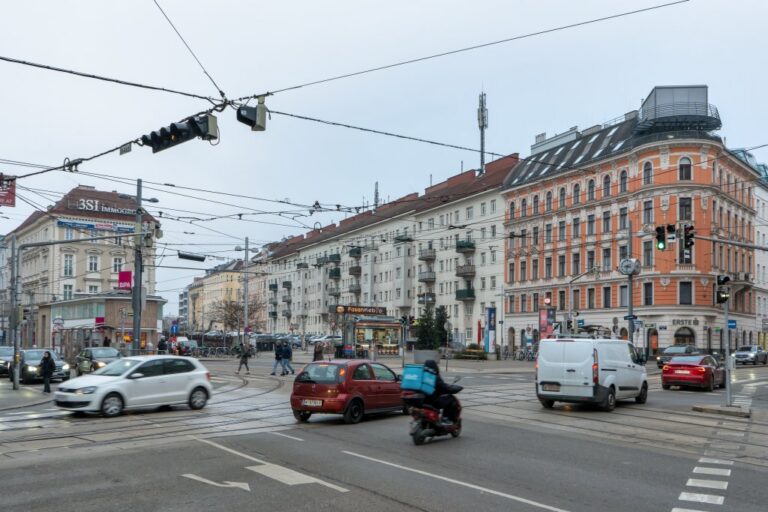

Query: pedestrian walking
left=269, top=342, right=283, bottom=375
left=236, top=342, right=251, bottom=375
left=313, top=340, right=325, bottom=361
left=158, top=338, right=168, bottom=355
left=40, top=351, right=56, bottom=394
left=146, top=339, right=154, bottom=355
left=281, top=341, right=295, bottom=375
left=103, top=336, right=111, bottom=347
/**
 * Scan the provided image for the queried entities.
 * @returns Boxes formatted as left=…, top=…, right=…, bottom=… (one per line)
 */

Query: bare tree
left=208, top=295, right=268, bottom=333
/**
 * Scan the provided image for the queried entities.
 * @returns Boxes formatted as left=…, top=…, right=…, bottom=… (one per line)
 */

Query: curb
left=691, top=404, right=751, bottom=418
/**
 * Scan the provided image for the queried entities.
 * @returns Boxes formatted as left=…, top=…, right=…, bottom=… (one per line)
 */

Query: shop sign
left=57, top=219, right=134, bottom=233
left=0, top=175, right=16, bottom=206
left=672, top=319, right=699, bottom=326
left=71, top=199, right=136, bottom=216
left=118, top=271, right=133, bottom=290
left=335, top=305, right=387, bottom=316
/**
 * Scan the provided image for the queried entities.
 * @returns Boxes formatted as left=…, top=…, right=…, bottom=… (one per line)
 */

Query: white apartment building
left=262, top=156, right=518, bottom=344
left=741, top=151, right=768, bottom=349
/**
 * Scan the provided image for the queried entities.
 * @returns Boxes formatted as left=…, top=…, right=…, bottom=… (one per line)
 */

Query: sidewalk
left=0, top=380, right=53, bottom=411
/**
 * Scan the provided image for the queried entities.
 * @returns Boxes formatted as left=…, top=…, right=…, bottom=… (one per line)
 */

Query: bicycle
left=502, top=346, right=510, bottom=360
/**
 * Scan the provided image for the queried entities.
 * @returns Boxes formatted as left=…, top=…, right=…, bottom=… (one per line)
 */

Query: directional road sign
left=728, top=319, right=736, bottom=329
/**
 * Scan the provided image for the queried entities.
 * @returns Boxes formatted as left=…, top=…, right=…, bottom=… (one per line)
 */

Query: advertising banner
left=118, top=271, right=133, bottom=290
left=0, top=176, right=16, bottom=206
left=484, top=307, right=497, bottom=353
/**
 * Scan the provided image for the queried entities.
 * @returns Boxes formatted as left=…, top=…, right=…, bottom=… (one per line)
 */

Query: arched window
left=509, top=201, right=515, bottom=219
left=559, top=187, right=566, bottom=208
left=619, top=170, right=628, bottom=193
left=521, top=198, right=527, bottom=217
left=602, top=175, right=611, bottom=197
left=545, top=191, right=552, bottom=212
left=679, top=157, right=692, bottom=180
left=587, top=179, right=595, bottom=201
left=573, top=184, right=581, bottom=205
left=643, top=161, right=653, bottom=185
left=533, top=195, right=539, bottom=215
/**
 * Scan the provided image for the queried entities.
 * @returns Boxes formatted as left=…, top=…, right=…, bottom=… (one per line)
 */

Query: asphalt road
left=1, top=361, right=767, bottom=512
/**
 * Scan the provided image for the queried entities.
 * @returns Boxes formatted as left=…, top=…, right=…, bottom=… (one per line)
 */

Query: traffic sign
left=170, top=324, right=178, bottom=334
left=624, top=314, right=637, bottom=320
left=577, top=319, right=585, bottom=327
left=728, top=319, right=736, bottom=329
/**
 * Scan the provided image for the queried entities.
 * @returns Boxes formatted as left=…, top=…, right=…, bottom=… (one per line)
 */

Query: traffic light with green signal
left=655, top=226, right=666, bottom=250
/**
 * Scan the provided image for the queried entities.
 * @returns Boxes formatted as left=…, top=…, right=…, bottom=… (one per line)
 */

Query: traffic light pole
left=132, top=179, right=143, bottom=354
left=724, top=295, right=732, bottom=407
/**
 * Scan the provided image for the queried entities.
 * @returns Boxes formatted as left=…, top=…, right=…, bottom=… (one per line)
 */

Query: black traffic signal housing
left=683, top=224, right=695, bottom=248
left=655, top=226, right=667, bottom=250
left=408, top=315, right=415, bottom=326
left=566, top=319, right=573, bottom=331
left=399, top=315, right=407, bottom=326
left=715, top=274, right=731, bottom=304
left=236, top=97, right=267, bottom=132
left=141, top=114, right=218, bottom=153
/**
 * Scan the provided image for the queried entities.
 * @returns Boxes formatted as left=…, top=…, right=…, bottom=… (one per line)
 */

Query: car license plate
left=674, top=370, right=690, bottom=374
left=541, top=384, right=560, bottom=392
left=301, top=399, right=322, bottom=407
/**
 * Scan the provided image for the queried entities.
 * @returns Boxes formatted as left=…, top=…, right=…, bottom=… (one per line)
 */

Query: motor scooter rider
left=423, top=360, right=460, bottom=424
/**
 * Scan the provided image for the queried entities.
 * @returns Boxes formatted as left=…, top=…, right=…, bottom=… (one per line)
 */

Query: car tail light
left=205, top=371, right=211, bottom=381
left=592, top=349, right=599, bottom=384
left=695, top=366, right=707, bottom=373
left=662, top=365, right=669, bottom=371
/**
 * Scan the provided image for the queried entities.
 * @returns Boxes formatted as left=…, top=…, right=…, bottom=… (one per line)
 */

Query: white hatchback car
left=54, top=356, right=213, bottom=417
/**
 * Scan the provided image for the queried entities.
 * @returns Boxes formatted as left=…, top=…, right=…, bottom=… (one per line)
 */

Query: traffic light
left=655, top=226, right=666, bottom=250
left=683, top=224, right=695, bottom=248
left=236, top=97, right=267, bottom=131
left=566, top=319, right=573, bottom=331
left=409, top=315, right=415, bottom=326
left=716, top=274, right=731, bottom=304
left=399, top=315, right=407, bottom=326
left=141, top=114, right=218, bottom=153
left=666, top=224, right=677, bottom=242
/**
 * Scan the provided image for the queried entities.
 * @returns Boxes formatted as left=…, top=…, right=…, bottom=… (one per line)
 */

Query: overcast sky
left=2, top=0, right=766, bottom=315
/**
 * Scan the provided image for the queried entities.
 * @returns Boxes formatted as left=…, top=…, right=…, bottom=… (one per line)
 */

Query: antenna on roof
left=374, top=182, right=379, bottom=210
left=477, top=92, right=488, bottom=176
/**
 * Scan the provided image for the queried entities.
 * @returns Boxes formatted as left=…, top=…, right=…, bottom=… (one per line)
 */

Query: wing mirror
left=128, top=372, right=144, bottom=379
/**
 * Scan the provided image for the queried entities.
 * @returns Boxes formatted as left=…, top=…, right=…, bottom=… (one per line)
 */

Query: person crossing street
left=236, top=342, right=251, bottom=375
left=280, top=341, right=295, bottom=376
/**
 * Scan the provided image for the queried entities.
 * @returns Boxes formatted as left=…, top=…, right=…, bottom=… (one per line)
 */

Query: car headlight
left=74, top=386, right=97, bottom=394
left=95, top=361, right=106, bottom=368
left=655, top=356, right=661, bottom=361
left=26, top=365, right=38, bottom=371
left=62, top=363, right=70, bottom=370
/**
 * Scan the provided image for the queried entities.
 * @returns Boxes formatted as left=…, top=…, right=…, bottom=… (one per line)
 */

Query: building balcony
left=455, top=264, right=476, bottom=278
left=349, top=247, right=362, bottom=258
left=456, top=240, right=476, bottom=253
left=455, top=288, right=476, bottom=301
left=296, top=262, right=309, bottom=269
left=329, top=267, right=341, bottom=280
left=732, top=272, right=753, bottom=286
left=316, top=256, right=329, bottom=266
left=418, top=292, right=436, bottom=305
left=418, top=248, right=436, bottom=261
left=328, top=253, right=341, bottom=263
left=328, top=287, right=341, bottom=297
left=281, top=309, right=292, bottom=318
left=349, top=265, right=362, bottom=276
left=269, top=283, right=278, bottom=292
left=348, top=283, right=362, bottom=294
left=268, top=297, right=278, bottom=306
left=268, top=311, right=278, bottom=319
left=282, top=294, right=292, bottom=303
left=282, top=280, right=292, bottom=289
left=394, top=235, right=414, bottom=243
left=418, top=271, right=436, bottom=283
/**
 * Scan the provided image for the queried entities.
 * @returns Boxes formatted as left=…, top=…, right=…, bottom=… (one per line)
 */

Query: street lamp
left=234, top=237, right=250, bottom=345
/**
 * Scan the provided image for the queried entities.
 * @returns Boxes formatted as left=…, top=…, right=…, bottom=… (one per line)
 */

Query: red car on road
left=661, top=355, right=725, bottom=391
left=290, top=360, right=407, bottom=424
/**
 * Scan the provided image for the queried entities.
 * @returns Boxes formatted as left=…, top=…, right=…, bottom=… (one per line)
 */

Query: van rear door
left=560, top=341, right=594, bottom=398
left=537, top=340, right=565, bottom=393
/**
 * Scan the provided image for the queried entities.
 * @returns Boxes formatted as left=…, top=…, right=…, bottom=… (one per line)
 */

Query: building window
left=602, top=211, right=610, bottom=233
left=573, top=183, right=581, bottom=205
left=533, top=293, right=539, bottom=312
left=587, top=288, right=595, bottom=309
left=545, top=191, right=552, bottom=212
left=558, top=290, right=566, bottom=311
left=643, top=200, right=653, bottom=225
left=573, top=218, right=581, bottom=237
left=572, top=252, right=581, bottom=275
left=520, top=261, right=527, bottom=281
left=466, top=206, right=473, bottom=220
left=545, top=224, right=552, bottom=243
left=533, top=226, right=540, bottom=245
left=509, top=201, right=515, bottom=219
left=88, top=255, right=99, bottom=272
left=679, top=281, right=693, bottom=305
left=490, top=199, right=496, bottom=213
left=88, top=285, right=99, bottom=294
left=521, top=294, right=528, bottom=312
left=113, top=257, right=123, bottom=273
left=532, top=259, right=539, bottom=280
left=520, top=229, right=527, bottom=247
left=619, top=170, right=628, bottom=193
left=480, top=202, right=486, bottom=216
left=63, top=254, right=74, bottom=277
left=619, top=245, right=628, bottom=261
left=558, top=221, right=566, bottom=241
left=521, top=199, right=527, bottom=218
left=587, top=215, right=595, bottom=235
left=679, top=157, right=692, bottom=180
left=559, top=187, right=566, bottom=208
left=587, top=250, right=595, bottom=270
left=558, top=255, right=565, bottom=277
left=602, top=248, right=611, bottom=271
left=602, top=286, right=611, bottom=308
left=508, top=262, right=515, bottom=282
left=603, top=175, right=611, bottom=197
left=481, top=277, right=486, bottom=290
left=679, top=197, right=692, bottom=221
left=619, top=207, right=628, bottom=230
left=679, top=237, right=693, bottom=264
left=619, top=285, right=628, bottom=307
left=65, top=227, right=74, bottom=240
left=533, top=196, right=540, bottom=215
left=572, top=289, right=580, bottom=310
left=63, top=284, right=73, bottom=300
left=643, top=161, right=653, bottom=185
left=587, top=179, right=595, bottom=201
left=545, top=257, right=552, bottom=279
left=490, top=276, right=496, bottom=289
left=643, top=282, right=653, bottom=306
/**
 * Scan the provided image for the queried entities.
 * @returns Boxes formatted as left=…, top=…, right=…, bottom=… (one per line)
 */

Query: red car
left=290, top=360, right=407, bottom=424
left=661, top=355, right=725, bottom=391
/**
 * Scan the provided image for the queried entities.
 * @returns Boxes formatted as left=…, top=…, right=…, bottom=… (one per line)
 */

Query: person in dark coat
left=313, top=340, right=325, bottom=361
left=269, top=343, right=283, bottom=375
left=236, top=342, right=251, bottom=375
left=40, top=351, right=56, bottom=394
left=103, top=336, right=111, bottom=347
left=280, top=341, right=295, bottom=375
left=423, top=360, right=459, bottom=423
left=157, top=338, right=168, bottom=354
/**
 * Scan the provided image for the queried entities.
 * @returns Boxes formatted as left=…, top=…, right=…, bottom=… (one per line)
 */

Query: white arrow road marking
left=343, top=451, right=570, bottom=512
left=181, top=474, right=250, bottom=492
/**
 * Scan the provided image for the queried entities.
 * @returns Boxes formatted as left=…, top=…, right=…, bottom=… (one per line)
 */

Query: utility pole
left=477, top=92, right=488, bottom=175
left=243, top=237, right=249, bottom=344
left=724, top=295, right=732, bottom=407
left=132, top=178, right=143, bottom=354
left=10, top=234, right=18, bottom=390
left=627, top=219, right=634, bottom=347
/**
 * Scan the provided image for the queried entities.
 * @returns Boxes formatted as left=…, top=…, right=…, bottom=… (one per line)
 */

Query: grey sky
left=1, top=0, right=766, bottom=314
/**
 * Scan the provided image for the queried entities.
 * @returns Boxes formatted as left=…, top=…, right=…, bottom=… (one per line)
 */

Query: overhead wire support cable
left=0, top=55, right=215, bottom=102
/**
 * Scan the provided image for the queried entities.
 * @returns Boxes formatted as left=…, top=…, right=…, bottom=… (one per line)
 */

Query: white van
left=536, top=336, right=648, bottom=411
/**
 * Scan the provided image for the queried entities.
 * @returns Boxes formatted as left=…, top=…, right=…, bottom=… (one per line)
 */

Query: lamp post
left=235, top=237, right=249, bottom=345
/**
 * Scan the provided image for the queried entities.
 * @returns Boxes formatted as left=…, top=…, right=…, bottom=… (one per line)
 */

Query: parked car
left=75, top=347, right=122, bottom=376
left=661, top=355, right=725, bottom=391
left=656, top=345, right=702, bottom=368
left=0, top=346, right=13, bottom=377
left=734, top=345, right=768, bottom=365
left=290, top=360, right=407, bottom=424
left=536, top=337, right=648, bottom=411
left=8, top=349, right=70, bottom=384
left=53, top=356, right=212, bottom=417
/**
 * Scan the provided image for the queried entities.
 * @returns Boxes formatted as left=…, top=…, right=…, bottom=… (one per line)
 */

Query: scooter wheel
left=450, top=419, right=462, bottom=438
left=412, top=428, right=427, bottom=446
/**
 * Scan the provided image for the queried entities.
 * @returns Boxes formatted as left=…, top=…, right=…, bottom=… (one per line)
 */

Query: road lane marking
left=693, top=467, right=731, bottom=477
left=698, top=458, right=733, bottom=465
left=686, top=479, right=728, bottom=490
left=182, top=474, right=250, bottom=491
left=678, top=492, right=724, bottom=505
left=671, top=508, right=708, bottom=512
left=269, top=431, right=304, bottom=441
left=343, top=451, right=570, bottom=512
